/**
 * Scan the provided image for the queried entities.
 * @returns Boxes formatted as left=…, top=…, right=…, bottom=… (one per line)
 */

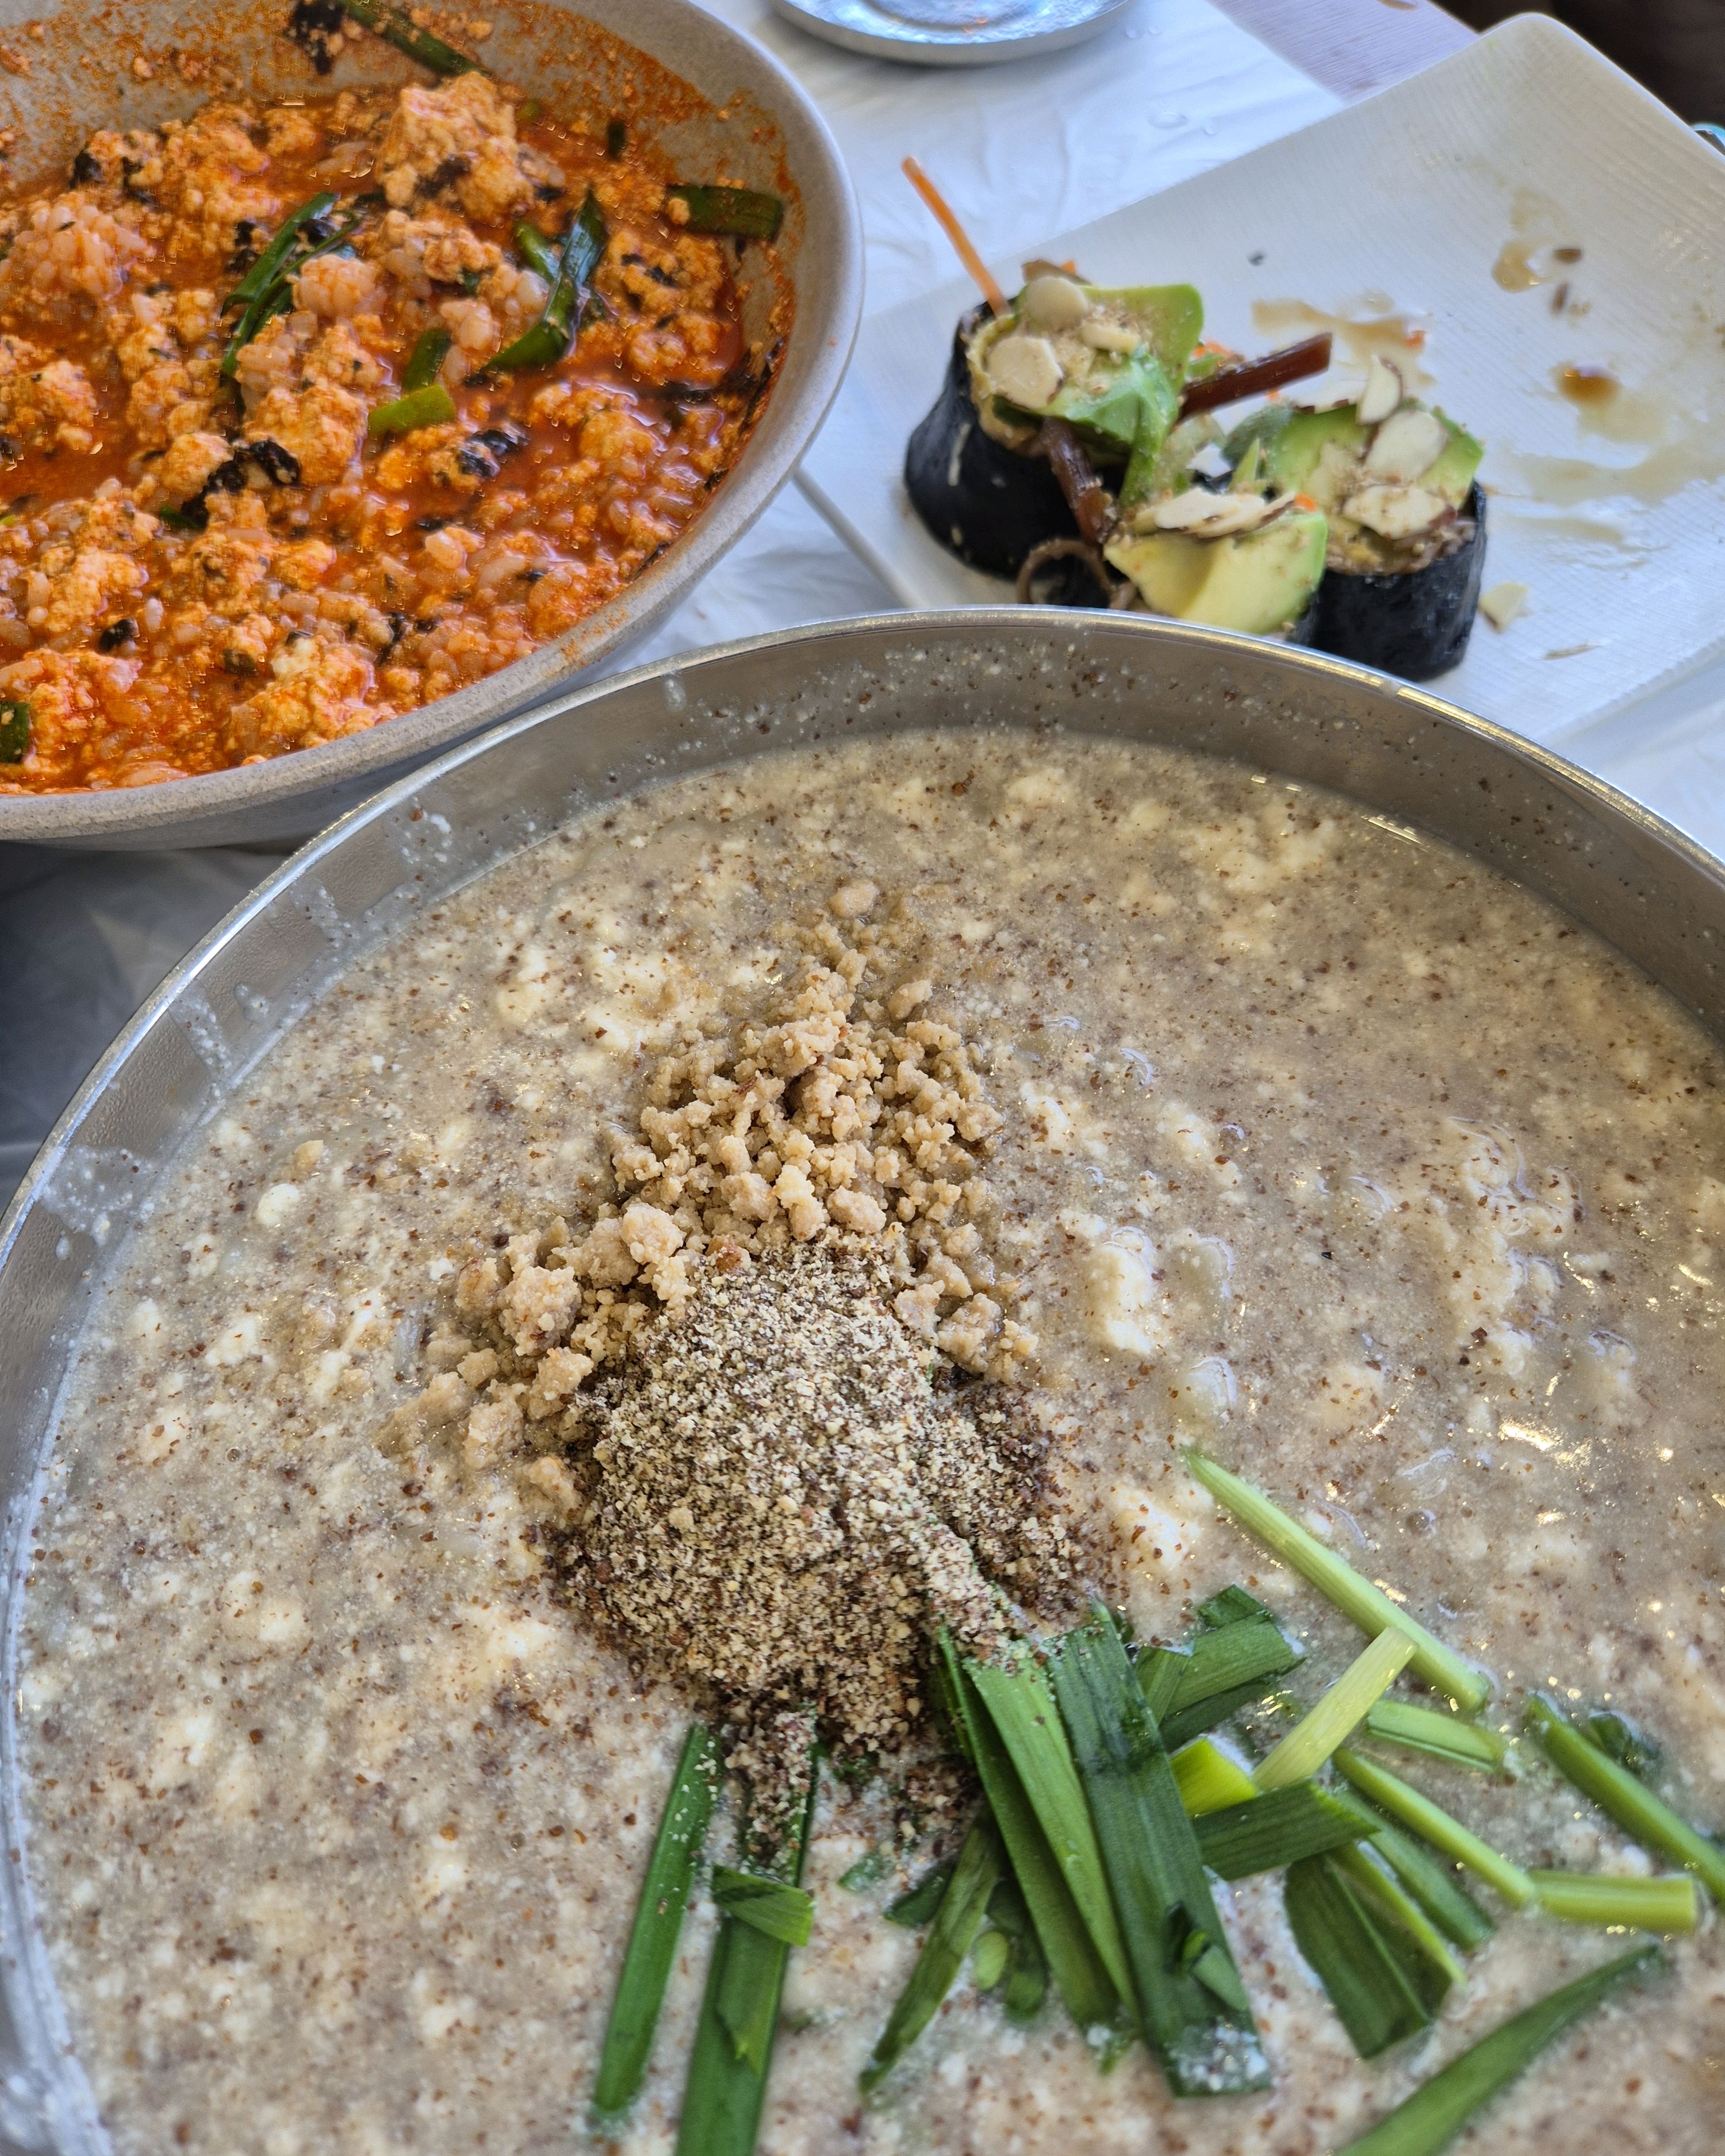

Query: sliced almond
left=1342, top=483, right=1448, bottom=540
left=1355, top=353, right=1404, bottom=426
left=985, top=332, right=1064, bottom=411
left=1018, top=273, right=1091, bottom=332
left=1140, top=490, right=1293, bottom=539
left=1079, top=318, right=1141, bottom=354
left=1362, top=404, right=1447, bottom=484
left=1479, top=580, right=1529, bottom=630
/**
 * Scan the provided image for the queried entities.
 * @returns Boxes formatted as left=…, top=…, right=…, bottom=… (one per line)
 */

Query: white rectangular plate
left=798, top=16, right=1725, bottom=746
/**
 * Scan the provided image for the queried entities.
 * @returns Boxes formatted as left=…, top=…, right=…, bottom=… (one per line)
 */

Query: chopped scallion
left=1524, top=1693, right=1725, bottom=1904
left=367, top=383, right=457, bottom=436
left=1154, top=1613, right=1300, bottom=1751
left=667, top=183, right=784, bottom=241
left=1254, top=1631, right=1413, bottom=1793
left=1329, top=1842, right=1466, bottom=1996
left=860, top=1816, right=1003, bottom=2092
left=710, top=1866, right=814, bottom=1947
left=1184, top=1449, right=1492, bottom=1713
left=401, top=323, right=453, bottom=393
left=335, top=0, right=480, bottom=76
left=0, top=695, right=28, bottom=763
left=1283, top=1852, right=1437, bottom=2058
left=1335, top=1944, right=1664, bottom=2155
left=838, top=1847, right=894, bottom=1893
left=591, top=1724, right=717, bottom=2122
left=1194, top=1781, right=1378, bottom=1880
left=490, top=189, right=608, bottom=372
left=884, top=1858, right=954, bottom=1925
left=1363, top=1698, right=1511, bottom=1773
left=1359, top=1810, right=1494, bottom=1951
left=1529, top=1869, right=1699, bottom=1932
left=1170, top=1736, right=1258, bottom=1816
left=1332, top=1748, right=1535, bottom=1907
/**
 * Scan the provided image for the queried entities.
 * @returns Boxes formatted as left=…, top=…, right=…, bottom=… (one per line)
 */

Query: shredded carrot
left=901, top=157, right=1006, bottom=315
left=1294, top=493, right=1318, bottom=511
left=1193, top=340, right=1243, bottom=360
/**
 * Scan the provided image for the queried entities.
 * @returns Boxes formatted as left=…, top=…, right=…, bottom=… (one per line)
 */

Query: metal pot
left=2, top=611, right=1722, bottom=2150
left=0, top=0, right=862, bottom=850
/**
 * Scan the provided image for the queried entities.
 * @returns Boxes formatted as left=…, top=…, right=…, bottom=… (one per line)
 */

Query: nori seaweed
left=1310, top=484, right=1486, bottom=681
left=904, top=306, right=1076, bottom=577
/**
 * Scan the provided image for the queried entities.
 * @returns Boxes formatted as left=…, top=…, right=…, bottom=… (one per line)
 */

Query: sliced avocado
left=1104, top=507, right=1328, bottom=635
left=1419, top=411, right=1483, bottom=509
left=1226, top=404, right=1370, bottom=505
left=1074, top=282, right=1204, bottom=379
left=968, top=283, right=1202, bottom=448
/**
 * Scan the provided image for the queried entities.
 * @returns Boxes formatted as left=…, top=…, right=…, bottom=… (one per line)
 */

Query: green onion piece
left=1360, top=1811, right=1494, bottom=1950
left=668, top=182, right=784, bottom=241
left=367, top=382, right=457, bottom=436
left=1335, top=1944, right=1665, bottom=2156
left=860, top=1816, right=1003, bottom=2093
left=513, top=219, right=561, bottom=285
left=592, top=1724, right=718, bottom=2122
left=938, top=1637, right=1125, bottom=2043
left=1529, top=1869, right=1699, bottom=1932
left=987, top=1873, right=1048, bottom=2022
left=711, top=1866, right=814, bottom=1947
left=1184, top=1449, right=1492, bottom=1713
left=1363, top=1699, right=1511, bottom=1773
left=970, top=1927, right=1010, bottom=1990
left=1156, top=1617, right=1300, bottom=1751
left=1331, top=1842, right=1466, bottom=1995
left=964, top=1647, right=1133, bottom=2008
left=335, top=0, right=480, bottom=76
left=1332, top=1747, right=1536, bottom=1907
left=1137, top=1645, right=1189, bottom=1726
left=1584, top=1709, right=1662, bottom=1781
left=675, top=1754, right=815, bottom=2156
left=838, top=1847, right=894, bottom=1893
left=1171, top=1737, right=1258, bottom=1816
left=490, top=188, right=608, bottom=372
left=1282, top=1852, right=1437, bottom=2058
left=401, top=323, right=453, bottom=393
left=1197, top=1583, right=1277, bottom=1628
left=884, top=1859, right=954, bottom=1925
left=0, top=695, right=28, bottom=763
left=1525, top=1693, right=1725, bottom=1904
left=606, top=117, right=627, bottom=159
left=220, top=282, right=296, bottom=378
left=1051, top=1613, right=1269, bottom=2096
left=225, top=190, right=338, bottom=311
left=1255, top=1632, right=1414, bottom=1793
left=1195, top=1782, right=1378, bottom=1881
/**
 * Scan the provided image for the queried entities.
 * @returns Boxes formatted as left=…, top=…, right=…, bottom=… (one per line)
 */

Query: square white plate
left=798, top=15, right=1725, bottom=747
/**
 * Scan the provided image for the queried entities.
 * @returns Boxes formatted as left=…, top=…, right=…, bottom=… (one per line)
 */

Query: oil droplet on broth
left=1250, top=298, right=1432, bottom=389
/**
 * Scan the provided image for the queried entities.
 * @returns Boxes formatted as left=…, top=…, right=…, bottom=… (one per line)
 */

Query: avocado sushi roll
left=1223, top=356, right=1486, bottom=680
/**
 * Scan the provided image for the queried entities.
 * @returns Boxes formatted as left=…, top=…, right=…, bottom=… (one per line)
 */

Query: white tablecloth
left=7, top=0, right=1720, bottom=1207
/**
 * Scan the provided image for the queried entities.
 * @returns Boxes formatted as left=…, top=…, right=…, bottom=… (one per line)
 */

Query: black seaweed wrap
left=903, top=306, right=1077, bottom=577
left=1309, top=484, right=1486, bottom=682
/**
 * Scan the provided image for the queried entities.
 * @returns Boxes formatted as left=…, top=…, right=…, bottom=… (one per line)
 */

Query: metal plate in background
left=771, top=0, right=1133, bottom=67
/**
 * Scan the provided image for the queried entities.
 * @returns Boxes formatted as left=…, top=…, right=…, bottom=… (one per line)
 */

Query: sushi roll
left=1222, top=355, right=1486, bottom=681
left=1102, top=482, right=1329, bottom=639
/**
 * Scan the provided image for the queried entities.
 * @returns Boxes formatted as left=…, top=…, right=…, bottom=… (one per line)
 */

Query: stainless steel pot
left=0, top=0, right=862, bottom=850
left=2, top=611, right=1723, bottom=2151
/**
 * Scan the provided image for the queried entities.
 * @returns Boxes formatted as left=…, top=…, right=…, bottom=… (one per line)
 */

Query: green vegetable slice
left=1333, top=1748, right=1535, bottom=1907
left=938, top=1636, right=1125, bottom=2046
left=1171, top=1737, right=1258, bottom=1816
left=490, top=189, right=608, bottom=371
left=1051, top=1614, right=1268, bottom=2096
left=401, top=324, right=453, bottom=393
left=969, top=1927, right=1010, bottom=1991
left=513, top=220, right=561, bottom=285
left=675, top=1753, right=816, bottom=2156
left=884, top=1858, right=954, bottom=1925
left=592, top=1724, right=718, bottom=2122
left=1194, top=1782, right=1378, bottom=1880
left=1359, top=1811, right=1494, bottom=1951
left=367, top=383, right=458, bottom=436
left=1283, top=1852, right=1438, bottom=2058
left=1331, top=1842, right=1466, bottom=1997
left=1524, top=1693, right=1725, bottom=1903
left=711, top=1866, right=815, bottom=1947
left=1148, top=1608, right=1300, bottom=1751
left=0, top=696, right=28, bottom=763
left=1254, top=1631, right=1414, bottom=1793
left=860, top=1815, right=1003, bottom=2093
left=1363, top=1699, right=1511, bottom=1773
left=1184, top=1449, right=1492, bottom=1713
left=221, top=193, right=377, bottom=377
left=987, top=1873, right=1049, bottom=2022
left=1529, top=1869, right=1699, bottom=1931
left=838, top=1847, right=895, bottom=1893
left=668, top=183, right=784, bottom=241
left=225, top=191, right=338, bottom=313
left=335, top=0, right=480, bottom=76
left=1335, top=1944, right=1665, bottom=2156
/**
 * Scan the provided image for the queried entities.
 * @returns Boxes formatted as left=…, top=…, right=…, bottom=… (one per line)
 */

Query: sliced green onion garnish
left=986, top=1873, right=1049, bottom=2023
left=884, top=1858, right=953, bottom=1925
left=592, top=1724, right=717, bottom=2122
left=1524, top=1693, right=1725, bottom=1904
left=838, top=1847, right=894, bottom=1893
left=964, top=1645, right=1133, bottom=2009
left=970, top=1927, right=1010, bottom=1990
left=711, top=1866, right=814, bottom=1947
left=1194, top=1781, right=1378, bottom=1880
left=1335, top=1944, right=1665, bottom=2155
left=1255, top=1631, right=1413, bottom=1793
left=490, top=189, right=607, bottom=372
left=225, top=190, right=338, bottom=312
left=1184, top=1448, right=1492, bottom=1713
left=1282, top=1852, right=1438, bottom=2058
left=675, top=1754, right=815, bottom=2156
left=938, top=1636, right=1125, bottom=2044
left=668, top=183, right=784, bottom=241
left=367, top=383, right=458, bottom=436
left=335, top=0, right=480, bottom=76
left=221, top=193, right=376, bottom=376
left=1529, top=1869, right=1699, bottom=1931
left=1151, top=1612, right=1300, bottom=1751
left=513, top=219, right=561, bottom=284
left=1359, top=1810, right=1494, bottom=1951
left=401, top=323, right=453, bottom=393
left=0, top=695, right=28, bottom=764
left=860, top=1815, right=1003, bottom=2093
left=1363, top=1699, right=1511, bottom=1773
left=1051, top=1613, right=1268, bottom=2096
left=1332, top=1747, right=1536, bottom=1908
left=1330, top=1842, right=1466, bottom=1995
left=1171, top=1736, right=1258, bottom=1816
left=1583, top=1708, right=1661, bottom=1781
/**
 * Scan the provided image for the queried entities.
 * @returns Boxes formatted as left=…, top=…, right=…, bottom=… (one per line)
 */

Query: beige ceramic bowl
left=0, top=0, right=862, bottom=849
